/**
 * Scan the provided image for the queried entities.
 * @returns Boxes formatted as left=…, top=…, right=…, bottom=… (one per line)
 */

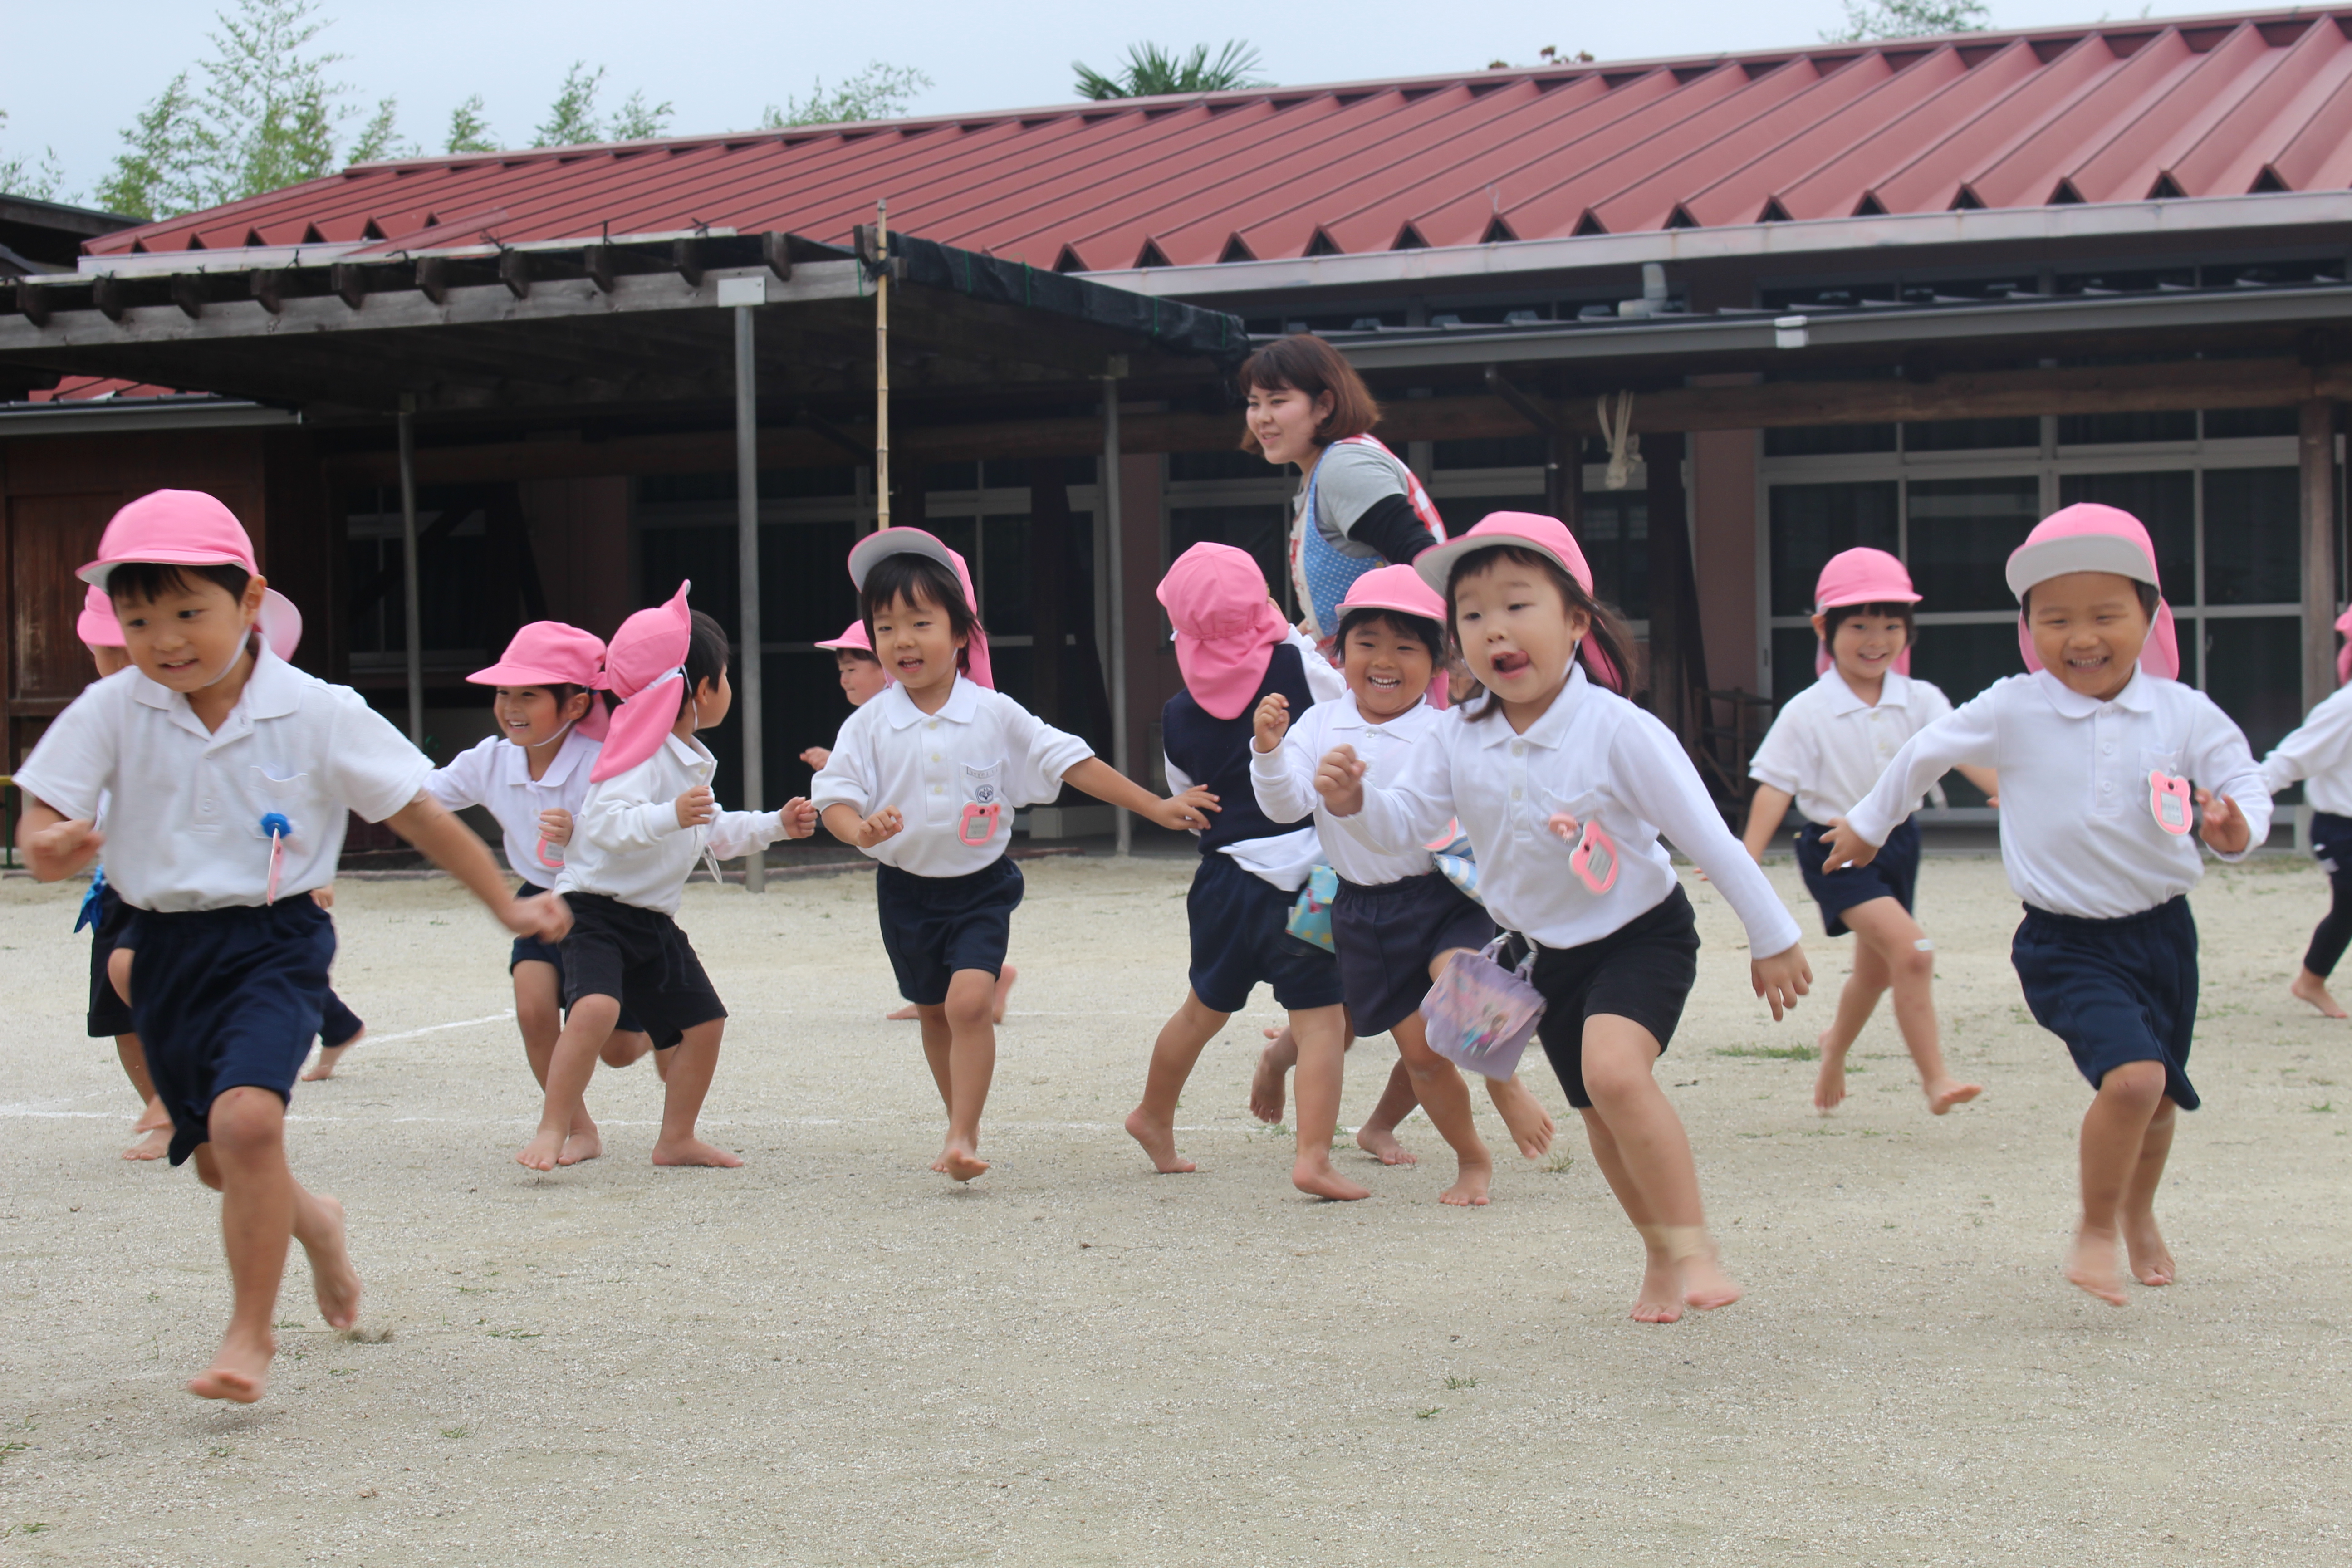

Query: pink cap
left=2007, top=503, right=2180, bottom=681
left=815, top=618, right=872, bottom=654
left=2335, top=605, right=2352, bottom=686
left=76, top=584, right=124, bottom=649
left=1812, top=547, right=1917, bottom=677
left=79, top=488, right=302, bottom=660
left=844, top=527, right=993, bottom=690
left=1157, top=542, right=1288, bottom=720
left=589, top=582, right=694, bottom=784
left=1410, top=511, right=1622, bottom=692
left=470, top=621, right=610, bottom=740
left=1338, top=563, right=1447, bottom=623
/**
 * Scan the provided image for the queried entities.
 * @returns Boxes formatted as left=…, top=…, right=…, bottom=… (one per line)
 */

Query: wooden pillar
left=1029, top=458, right=1070, bottom=725
left=733, top=305, right=764, bottom=892
left=1645, top=431, right=1689, bottom=740
left=1549, top=435, right=1583, bottom=537
left=2302, top=398, right=2339, bottom=715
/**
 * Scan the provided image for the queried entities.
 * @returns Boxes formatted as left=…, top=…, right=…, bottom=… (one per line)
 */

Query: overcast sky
left=4, top=0, right=2234, bottom=207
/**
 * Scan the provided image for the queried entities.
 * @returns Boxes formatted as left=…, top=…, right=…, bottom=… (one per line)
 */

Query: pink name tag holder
left=1544, top=806, right=1621, bottom=896
left=2149, top=770, right=2193, bottom=836
left=958, top=801, right=1002, bottom=847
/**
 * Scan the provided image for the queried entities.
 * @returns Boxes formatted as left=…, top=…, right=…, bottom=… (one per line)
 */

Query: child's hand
left=1816, top=818, right=1878, bottom=872
left=799, top=746, right=831, bottom=770
left=2197, top=789, right=2250, bottom=854
left=1312, top=745, right=1367, bottom=817
left=1147, top=786, right=1221, bottom=832
left=1750, top=941, right=1813, bottom=1021
left=1252, top=693, right=1291, bottom=753
left=25, top=818, right=101, bottom=883
left=852, top=807, right=904, bottom=849
left=779, top=798, right=819, bottom=839
left=309, top=885, right=336, bottom=911
left=538, top=808, right=573, bottom=847
left=675, top=786, right=716, bottom=830
left=503, top=891, right=572, bottom=942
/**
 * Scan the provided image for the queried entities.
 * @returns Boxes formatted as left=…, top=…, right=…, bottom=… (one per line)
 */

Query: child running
left=14, top=489, right=568, bottom=1402
left=1823, top=503, right=2266, bottom=1307
left=802, top=616, right=1018, bottom=1025
left=1742, top=547, right=1993, bottom=1115
left=522, top=583, right=816, bottom=1172
left=815, top=529, right=1210, bottom=1181
left=426, top=621, right=655, bottom=1164
left=1253, top=563, right=1555, bottom=1205
left=2258, top=605, right=2352, bottom=1018
left=1319, top=513, right=1812, bottom=1318
left=1125, top=542, right=1363, bottom=1197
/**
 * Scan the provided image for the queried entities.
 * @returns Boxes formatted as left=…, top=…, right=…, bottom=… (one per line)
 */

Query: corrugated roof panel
left=1779, top=40, right=2048, bottom=219
left=1971, top=29, right=2200, bottom=206
left=2070, top=21, right=2277, bottom=200
left=2168, top=16, right=2350, bottom=192
left=1676, top=52, right=1933, bottom=225
left=2267, top=57, right=2352, bottom=187
left=1570, top=59, right=1837, bottom=234
left=1871, top=34, right=2124, bottom=211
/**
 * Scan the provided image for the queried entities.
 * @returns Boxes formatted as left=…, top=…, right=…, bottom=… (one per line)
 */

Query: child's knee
left=1890, top=941, right=1936, bottom=984
left=944, top=972, right=995, bottom=1027
left=207, top=1087, right=286, bottom=1151
left=2097, top=1060, right=2168, bottom=1107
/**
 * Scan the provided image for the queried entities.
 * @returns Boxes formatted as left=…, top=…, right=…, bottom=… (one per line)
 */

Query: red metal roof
left=85, top=8, right=2352, bottom=273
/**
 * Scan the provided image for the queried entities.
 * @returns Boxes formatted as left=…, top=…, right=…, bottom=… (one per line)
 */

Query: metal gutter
left=57, top=227, right=748, bottom=281
left=0, top=398, right=299, bottom=437
left=1081, top=191, right=2352, bottom=300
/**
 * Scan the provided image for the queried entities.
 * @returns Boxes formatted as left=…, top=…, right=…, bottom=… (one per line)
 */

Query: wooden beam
left=762, top=231, right=793, bottom=283
left=2303, top=398, right=2340, bottom=715
left=586, top=245, right=616, bottom=294
left=169, top=273, right=204, bottom=320
left=415, top=256, right=449, bottom=304
left=14, top=280, right=49, bottom=328
left=249, top=270, right=284, bottom=315
left=332, top=264, right=368, bottom=311
left=499, top=249, right=530, bottom=300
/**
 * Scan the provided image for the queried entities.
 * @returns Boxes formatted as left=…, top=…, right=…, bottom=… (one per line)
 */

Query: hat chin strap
left=193, top=625, right=262, bottom=691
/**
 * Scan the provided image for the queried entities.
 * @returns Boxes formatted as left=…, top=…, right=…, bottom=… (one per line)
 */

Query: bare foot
left=598, top=1033, right=652, bottom=1069
left=557, top=1123, right=604, bottom=1166
left=932, top=1140, right=989, bottom=1182
left=1249, top=1028, right=1290, bottom=1124
left=514, top=1128, right=565, bottom=1172
left=122, top=1122, right=172, bottom=1161
left=1925, top=1076, right=1984, bottom=1115
left=992, top=965, right=1018, bottom=1025
left=1439, top=1156, right=1493, bottom=1207
left=1813, top=1031, right=1849, bottom=1114
left=1680, top=1250, right=1744, bottom=1312
left=2291, top=969, right=2348, bottom=1019
left=134, top=1097, right=169, bottom=1132
left=300, top=1039, right=358, bottom=1081
left=187, top=1332, right=273, bottom=1404
left=651, top=1137, right=744, bottom=1168
left=1355, top=1124, right=1418, bottom=1165
left=1292, top=1156, right=1372, bottom=1201
left=1124, top=1107, right=1196, bottom=1174
left=303, top=1196, right=364, bottom=1330
left=2065, top=1226, right=2130, bottom=1307
left=1631, top=1252, right=1684, bottom=1324
left=886, top=1004, right=919, bottom=1022
left=1490, top=1077, right=1556, bottom=1159
left=2124, top=1216, right=2176, bottom=1287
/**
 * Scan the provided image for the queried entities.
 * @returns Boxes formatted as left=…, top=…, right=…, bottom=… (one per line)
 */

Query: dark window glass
left=1578, top=494, right=1650, bottom=620
left=1764, top=423, right=1897, bottom=457
left=980, top=515, right=1033, bottom=636
left=1433, top=492, right=1548, bottom=539
left=2203, top=407, right=2300, bottom=440
left=639, top=472, right=735, bottom=505
left=2057, top=471, right=2194, bottom=599
left=1904, top=417, right=2040, bottom=452
left=1905, top=619, right=2018, bottom=710
left=2057, top=410, right=2196, bottom=446
left=1169, top=449, right=1271, bottom=481
left=1769, top=625, right=1819, bottom=702
left=2202, top=468, right=2301, bottom=603
left=2203, top=616, right=2304, bottom=757
left=1434, top=435, right=1548, bottom=469
left=1168, top=505, right=1289, bottom=609
left=1767, top=480, right=1898, bottom=617
left=1905, top=476, right=2041, bottom=611
left=761, top=520, right=861, bottom=642
left=764, top=466, right=857, bottom=499
left=640, top=525, right=739, bottom=642
left=922, top=461, right=980, bottom=491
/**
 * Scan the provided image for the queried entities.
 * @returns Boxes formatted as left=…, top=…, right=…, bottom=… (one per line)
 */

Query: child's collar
left=880, top=672, right=977, bottom=729
left=2031, top=665, right=2161, bottom=718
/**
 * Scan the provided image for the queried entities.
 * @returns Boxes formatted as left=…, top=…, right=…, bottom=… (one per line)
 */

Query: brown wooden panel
left=9, top=491, right=117, bottom=702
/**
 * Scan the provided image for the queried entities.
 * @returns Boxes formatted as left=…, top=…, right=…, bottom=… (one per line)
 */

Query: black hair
left=1819, top=600, right=1918, bottom=650
left=1444, top=545, right=1639, bottom=721
left=860, top=552, right=980, bottom=674
left=833, top=646, right=882, bottom=666
left=1337, top=605, right=1445, bottom=660
left=2019, top=580, right=2163, bottom=621
left=678, top=609, right=731, bottom=720
left=105, top=561, right=251, bottom=606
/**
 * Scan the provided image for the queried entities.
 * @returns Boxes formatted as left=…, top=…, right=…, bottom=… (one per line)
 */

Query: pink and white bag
left=1420, top=935, right=1547, bottom=1081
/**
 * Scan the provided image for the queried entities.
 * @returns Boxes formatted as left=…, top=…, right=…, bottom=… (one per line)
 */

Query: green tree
left=608, top=89, right=677, bottom=142
left=445, top=95, right=496, bottom=155
left=94, top=73, right=209, bottom=219
left=1823, top=0, right=1991, bottom=42
left=760, top=63, right=931, bottom=128
left=532, top=62, right=674, bottom=146
left=1, top=108, right=70, bottom=202
left=1072, top=41, right=1269, bottom=100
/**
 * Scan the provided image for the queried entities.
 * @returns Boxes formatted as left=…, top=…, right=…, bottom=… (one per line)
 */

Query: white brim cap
left=2004, top=534, right=2159, bottom=599
left=847, top=527, right=960, bottom=591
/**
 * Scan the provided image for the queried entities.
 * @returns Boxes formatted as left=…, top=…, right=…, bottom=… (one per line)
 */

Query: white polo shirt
left=2261, top=681, right=2352, bottom=817
left=425, top=728, right=603, bottom=884
left=14, top=646, right=431, bottom=912
left=1846, top=670, right=2271, bottom=921
left=559, top=732, right=784, bottom=916
left=1337, top=667, right=1803, bottom=956
left=1253, top=690, right=1446, bottom=887
left=1748, top=669, right=1955, bottom=824
left=809, top=675, right=1094, bottom=879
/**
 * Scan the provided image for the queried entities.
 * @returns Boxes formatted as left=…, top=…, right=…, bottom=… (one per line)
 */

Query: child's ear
left=1809, top=612, right=1830, bottom=644
left=564, top=690, right=593, bottom=723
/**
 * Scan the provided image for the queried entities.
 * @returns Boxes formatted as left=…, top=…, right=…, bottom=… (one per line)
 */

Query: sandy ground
left=3, top=848, right=2351, bottom=1567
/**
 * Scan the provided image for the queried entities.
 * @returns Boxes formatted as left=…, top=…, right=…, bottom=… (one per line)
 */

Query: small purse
left=1420, top=934, right=1546, bottom=1080
left=1286, top=863, right=1339, bottom=952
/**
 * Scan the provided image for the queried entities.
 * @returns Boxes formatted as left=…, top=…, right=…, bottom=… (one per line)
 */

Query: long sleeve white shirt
left=809, top=675, right=1093, bottom=878
left=557, top=732, right=785, bottom=915
left=1253, top=691, right=1445, bottom=887
left=1336, top=667, right=1803, bottom=956
left=2261, top=681, right=2352, bottom=816
left=1748, top=669, right=1954, bottom=824
left=1847, top=670, right=2270, bottom=921
left=424, top=728, right=603, bottom=883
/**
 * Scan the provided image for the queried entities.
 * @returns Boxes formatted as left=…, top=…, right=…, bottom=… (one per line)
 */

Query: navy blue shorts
left=85, top=881, right=137, bottom=1038
left=559, top=893, right=725, bottom=1049
left=2012, top=896, right=2199, bottom=1110
left=875, top=858, right=1024, bottom=1007
left=127, top=898, right=338, bottom=1166
left=1795, top=816, right=1920, bottom=937
left=1520, top=885, right=1701, bottom=1110
left=1332, top=871, right=1496, bottom=1038
left=513, top=883, right=644, bottom=1036
left=1186, top=849, right=1344, bottom=1016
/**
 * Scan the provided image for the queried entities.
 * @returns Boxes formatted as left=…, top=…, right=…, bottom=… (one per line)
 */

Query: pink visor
left=80, top=488, right=302, bottom=661
left=1410, top=511, right=1622, bottom=692
left=1158, top=542, right=1288, bottom=720
left=76, top=585, right=124, bottom=649
left=2007, top=503, right=2180, bottom=681
left=590, top=582, right=693, bottom=784
left=845, top=527, right=993, bottom=690
left=815, top=618, right=872, bottom=654
left=470, top=621, right=611, bottom=741
left=1813, top=547, right=1917, bottom=677
left=2336, top=605, right=2352, bottom=686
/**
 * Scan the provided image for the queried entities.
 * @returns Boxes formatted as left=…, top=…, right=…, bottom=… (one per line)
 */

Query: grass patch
left=1443, top=1375, right=1478, bottom=1391
left=1541, top=1150, right=1576, bottom=1174
left=1713, top=1044, right=1819, bottom=1062
left=1414, top=1407, right=1440, bottom=1420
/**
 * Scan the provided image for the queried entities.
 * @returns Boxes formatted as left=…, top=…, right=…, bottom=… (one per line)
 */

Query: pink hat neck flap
left=1157, top=542, right=1288, bottom=720
left=844, top=527, right=993, bottom=691
left=76, top=585, right=124, bottom=649
left=1413, top=511, right=1622, bottom=692
left=2006, top=504, right=2180, bottom=681
left=471, top=621, right=612, bottom=741
left=81, top=487, right=303, bottom=662
left=1812, top=546, right=1918, bottom=678
left=590, top=582, right=694, bottom=783
left=2336, top=604, right=2352, bottom=686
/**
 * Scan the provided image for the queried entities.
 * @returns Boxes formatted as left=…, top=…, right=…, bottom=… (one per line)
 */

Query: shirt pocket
left=958, top=759, right=1007, bottom=847
left=960, top=759, right=1006, bottom=807
left=2140, top=745, right=2192, bottom=836
left=248, top=767, right=327, bottom=851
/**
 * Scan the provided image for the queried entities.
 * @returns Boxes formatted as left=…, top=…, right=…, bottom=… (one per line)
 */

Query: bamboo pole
left=734, top=303, right=765, bottom=893
left=874, top=199, right=890, bottom=530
